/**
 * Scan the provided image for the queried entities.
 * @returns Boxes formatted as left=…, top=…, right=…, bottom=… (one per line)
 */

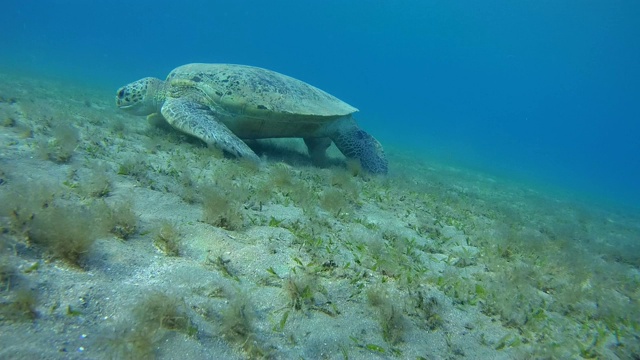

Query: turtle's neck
left=152, top=80, right=167, bottom=112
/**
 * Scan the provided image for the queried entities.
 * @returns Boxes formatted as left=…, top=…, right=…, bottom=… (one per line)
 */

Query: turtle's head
left=116, top=77, right=165, bottom=115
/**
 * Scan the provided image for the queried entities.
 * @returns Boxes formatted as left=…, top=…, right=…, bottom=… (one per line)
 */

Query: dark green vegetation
left=117, top=155, right=148, bottom=178
left=133, top=291, right=195, bottom=334
left=201, top=184, right=246, bottom=231
left=0, top=288, right=38, bottom=322
left=367, top=286, right=407, bottom=345
left=28, top=202, right=102, bottom=266
left=104, top=200, right=138, bottom=240
left=283, top=268, right=332, bottom=315
left=0, top=225, right=38, bottom=323
left=219, top=289, right=270, bottom=358
left=99, top=291, right=196, bottom=359
left=153, top=220, right=181, bottom=256
left=37, top=122, right=80, bottom=163
left=0, top=181, right=106, bottom=267
left=78, top=163, right=112, bottom=198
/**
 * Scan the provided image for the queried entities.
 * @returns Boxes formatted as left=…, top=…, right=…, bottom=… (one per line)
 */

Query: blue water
left=2, top=0, right=639, bottom=208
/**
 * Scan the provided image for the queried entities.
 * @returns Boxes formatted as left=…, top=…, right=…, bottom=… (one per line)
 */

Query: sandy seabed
left=0, top=71, right=639, bottom=359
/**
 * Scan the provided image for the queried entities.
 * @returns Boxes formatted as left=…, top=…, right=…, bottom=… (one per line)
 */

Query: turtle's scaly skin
left=116, top=63, right=388, bottom=174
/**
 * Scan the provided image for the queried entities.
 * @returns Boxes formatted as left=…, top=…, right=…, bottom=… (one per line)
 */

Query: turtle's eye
left=117, top=89, right=125, bottom=99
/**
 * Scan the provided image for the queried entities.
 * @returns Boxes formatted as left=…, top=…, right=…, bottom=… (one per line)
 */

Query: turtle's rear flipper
left=304, top=137, right=332, bottom=167
left=161, top=98, right=260, bottom=162
left=329, top=118, right=388, bottom=174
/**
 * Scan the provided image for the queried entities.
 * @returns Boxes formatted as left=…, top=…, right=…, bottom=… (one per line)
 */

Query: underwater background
left=2, top=1, right=640, bottom=359
left=2, top=0, right=639, bottom=209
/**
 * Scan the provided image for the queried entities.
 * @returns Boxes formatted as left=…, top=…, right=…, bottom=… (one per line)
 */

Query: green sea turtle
left=115, top=63, right=388, bottom=174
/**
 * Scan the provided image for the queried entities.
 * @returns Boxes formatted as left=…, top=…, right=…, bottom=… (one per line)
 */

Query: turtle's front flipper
left=161, top=98, right=260, bottom=162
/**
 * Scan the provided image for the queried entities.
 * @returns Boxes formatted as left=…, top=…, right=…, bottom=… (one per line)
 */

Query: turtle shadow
left=146, top=119, right=344, bottom=170
left=247, top=139, right=346, bottom=170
